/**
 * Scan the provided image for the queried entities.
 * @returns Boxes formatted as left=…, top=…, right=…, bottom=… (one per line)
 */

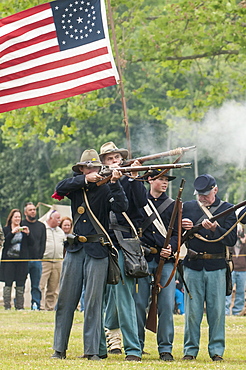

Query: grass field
left=0, top=308, right=245, bottom=369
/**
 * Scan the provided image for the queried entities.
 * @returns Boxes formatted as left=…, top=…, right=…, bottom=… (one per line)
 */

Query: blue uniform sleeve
left=56, top=174, right=86, bottom=197
left=108, top=181, right=128, bottom=213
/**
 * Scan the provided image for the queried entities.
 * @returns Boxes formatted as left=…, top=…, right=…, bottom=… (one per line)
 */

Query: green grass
left=0, top=307, right=245, bottom=369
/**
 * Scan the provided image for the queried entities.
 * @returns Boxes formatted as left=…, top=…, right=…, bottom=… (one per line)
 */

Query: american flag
left=0, top=0, right=119, bottom=113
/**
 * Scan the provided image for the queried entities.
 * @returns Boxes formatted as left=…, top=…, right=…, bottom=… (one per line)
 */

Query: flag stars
left=77, top=17, right=83, bottom=23
left=55, top=6, right=59, bottom=10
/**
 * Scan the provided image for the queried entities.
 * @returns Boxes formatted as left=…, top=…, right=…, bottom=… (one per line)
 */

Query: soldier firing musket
left=96, top=145, right=196, bottom=185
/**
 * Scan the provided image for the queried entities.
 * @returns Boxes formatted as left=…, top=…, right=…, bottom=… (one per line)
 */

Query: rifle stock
left=145, top=179, right=185, bottom=333
left=181, top=199, right=246, bottom=244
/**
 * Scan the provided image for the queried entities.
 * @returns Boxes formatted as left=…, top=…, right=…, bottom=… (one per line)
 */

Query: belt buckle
left=78, top=236, right=87, bottom=242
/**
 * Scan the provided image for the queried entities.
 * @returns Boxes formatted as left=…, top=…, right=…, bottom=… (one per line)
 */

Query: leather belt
left=187, top=249, right=225, bottom=260
left=77, top=234, right=105, bottom=243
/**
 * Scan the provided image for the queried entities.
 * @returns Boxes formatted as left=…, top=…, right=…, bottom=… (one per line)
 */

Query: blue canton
left=51, top=0, right=105, bottom=51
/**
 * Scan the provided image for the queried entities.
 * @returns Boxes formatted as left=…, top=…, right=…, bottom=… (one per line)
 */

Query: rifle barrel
left=99, top=162, right=191, bottom=176
left=124, top=145, right=196, bottom=166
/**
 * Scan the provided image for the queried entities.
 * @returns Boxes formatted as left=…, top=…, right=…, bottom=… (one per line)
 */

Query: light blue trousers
left=53, top=248, right=108, bottom=356
left=104, top=249, right=142, bottom=357
left=225, top=270, right=246, bottom=315
left=133, top=259, right=175, bottom=354
left=183, top=266, right=226, bottom=358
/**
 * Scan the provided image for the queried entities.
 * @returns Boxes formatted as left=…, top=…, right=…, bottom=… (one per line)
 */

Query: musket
left=181, top=199, right=246, bottom=245
left=97, top=145, right=195, bottom=185
left=123, top=145, right=196, bottom=166
left=98, top=162, right=191, bottom=180
left=145, top=178, right=185, bottom=333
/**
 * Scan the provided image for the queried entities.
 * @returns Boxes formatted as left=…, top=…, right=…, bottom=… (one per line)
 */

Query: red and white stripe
left=0, top=1, right=119, bottom=113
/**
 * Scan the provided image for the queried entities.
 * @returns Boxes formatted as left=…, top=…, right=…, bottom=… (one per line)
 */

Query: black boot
left=15, top=286, right=25, bottom=310
left=3, top=286, right=12, bottom=310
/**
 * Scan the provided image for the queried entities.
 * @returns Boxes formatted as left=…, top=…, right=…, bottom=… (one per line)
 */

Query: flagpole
left=106, top=0, right=132, bottom=158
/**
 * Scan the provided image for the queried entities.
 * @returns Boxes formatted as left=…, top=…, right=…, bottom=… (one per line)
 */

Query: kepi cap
left=194, top=174, right=216, bottom=195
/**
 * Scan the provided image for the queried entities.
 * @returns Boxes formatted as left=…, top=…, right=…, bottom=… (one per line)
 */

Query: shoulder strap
left=142, top=198, right=174, bottom=236
left=195, top=200, right=224, bottom=225
left=83, top=189, right=113, bottom=245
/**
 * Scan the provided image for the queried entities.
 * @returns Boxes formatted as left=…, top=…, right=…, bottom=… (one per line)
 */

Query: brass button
left=77, top=206, right=85, bottom=214
left=78, top=236, right=87, bottom=242
left=83, top=219, right=87, bottom=223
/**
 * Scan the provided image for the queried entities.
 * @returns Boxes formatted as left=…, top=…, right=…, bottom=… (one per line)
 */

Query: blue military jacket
left=109, top=177, right=148, bottom=247
left=56, top=174, right=128, bottom=258
left=140, top=192, right=178, bottom=264
left=183, top=195, right=237, bottom=271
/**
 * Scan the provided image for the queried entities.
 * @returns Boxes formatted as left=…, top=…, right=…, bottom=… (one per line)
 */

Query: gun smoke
left=133, top=100, right=246, bottom=173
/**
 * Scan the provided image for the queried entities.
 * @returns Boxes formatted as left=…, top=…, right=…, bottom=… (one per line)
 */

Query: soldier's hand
left=160, top=244, right=172, bottom=258
left=130, top=159, right=141, bottom=178
left=182, top=218, right=193, bottom=230
left=202, top=219, right=218, bottom=231
left=111, top=169, right=122, bottom=183
left=86, top=172, right=103, bottom=183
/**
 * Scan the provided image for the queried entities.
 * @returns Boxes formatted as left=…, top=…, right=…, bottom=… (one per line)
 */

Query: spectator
left=22, top=202, right=46, bottom=310
left=60, top=217, right=73, bottom=237
left=225, top=224, right=246, bottom=315
left=175, top=275, right=185, bottom=315
left=40, top=210, right=65, bottom=311
left=0, top=221, right=4, bottom=248
left=0, top=209, right=33, bottom=310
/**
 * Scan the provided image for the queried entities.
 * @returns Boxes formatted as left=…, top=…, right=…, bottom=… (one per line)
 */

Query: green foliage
left=0, top=0, right=245, bottom=219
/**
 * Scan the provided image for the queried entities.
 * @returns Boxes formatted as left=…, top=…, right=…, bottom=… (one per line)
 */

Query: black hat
left=194, top=174, right=216, bottom=195
left=144, top=169, right=176, bottom=182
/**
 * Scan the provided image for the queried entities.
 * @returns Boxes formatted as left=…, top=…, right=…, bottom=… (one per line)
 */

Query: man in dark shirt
left=22, top=202, right=46, bottom=310
left=52, top=149, right=128, bottom=361
left=182, top=174, right=237, bottom=362
left=100, top=142, right=147, bottom=362
left=134, top=170, right=178, bottom=361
